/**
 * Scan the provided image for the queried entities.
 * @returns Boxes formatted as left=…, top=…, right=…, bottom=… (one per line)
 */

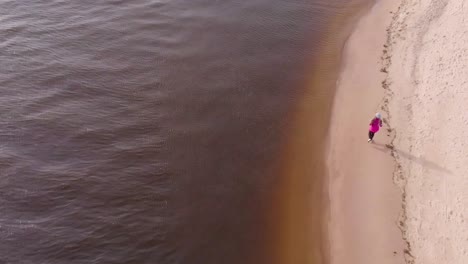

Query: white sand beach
left=328, top=0, right=468, bottom=263
left=386, top=0, right=468, bottom=263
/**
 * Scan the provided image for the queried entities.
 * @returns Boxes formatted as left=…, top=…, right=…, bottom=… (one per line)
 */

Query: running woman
left=368, top=112, right=383, bottom=143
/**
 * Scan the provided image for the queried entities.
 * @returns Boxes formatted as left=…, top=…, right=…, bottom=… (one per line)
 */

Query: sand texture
left=328, top=0, right=467, bottom=263
left=327, top=0, right=405, bottom=263
left=382, top=0, right=468, bottom=263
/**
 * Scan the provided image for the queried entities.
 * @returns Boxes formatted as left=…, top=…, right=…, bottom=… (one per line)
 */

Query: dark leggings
left=368, top=131, right=375, bottom=140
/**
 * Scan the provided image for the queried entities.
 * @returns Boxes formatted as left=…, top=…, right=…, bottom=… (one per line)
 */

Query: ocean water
left=0, top=0, right=366, bottom=263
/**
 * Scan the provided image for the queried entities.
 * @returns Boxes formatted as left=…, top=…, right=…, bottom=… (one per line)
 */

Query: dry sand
left=384, top=0, right=468, bottom=263
left=327, top=0, right=468, bottom=263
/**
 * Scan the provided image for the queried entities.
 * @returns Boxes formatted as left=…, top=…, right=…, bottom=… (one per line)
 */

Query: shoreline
left=269, top=1, right=378, bottom=263
left=327, top=0, right=406, bottom=263
left=328, top=0, right=468, bottom=263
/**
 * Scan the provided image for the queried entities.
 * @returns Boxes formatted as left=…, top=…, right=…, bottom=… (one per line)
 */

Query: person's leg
left=368, top=131, right=375, bottom=140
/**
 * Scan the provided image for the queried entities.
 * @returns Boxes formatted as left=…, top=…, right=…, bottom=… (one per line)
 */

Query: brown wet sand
left=266, top=1, right=374, bottom=263
left=0, top=1, right=371, bottom=263
left=0, top=1, right=410, bottom=263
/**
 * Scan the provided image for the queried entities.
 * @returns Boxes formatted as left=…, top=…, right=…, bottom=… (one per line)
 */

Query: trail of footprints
left=378, top=1, right=415, bottom=263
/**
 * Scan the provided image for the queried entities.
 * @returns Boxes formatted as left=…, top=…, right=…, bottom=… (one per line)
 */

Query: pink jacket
left=369, top=118, right=382, bottom=133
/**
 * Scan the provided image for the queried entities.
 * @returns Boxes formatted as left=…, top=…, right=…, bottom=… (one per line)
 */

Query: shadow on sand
left=371, top=142, right=452, bottom=174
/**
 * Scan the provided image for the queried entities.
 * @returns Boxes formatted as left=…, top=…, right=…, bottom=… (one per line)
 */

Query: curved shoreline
left=269, top=1, right=377, bottom=263
left=328, top=0, right=468, bottom=263
left=327, top=0, right=406, bottom=263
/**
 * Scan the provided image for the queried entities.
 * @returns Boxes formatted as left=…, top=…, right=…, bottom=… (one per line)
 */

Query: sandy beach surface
left=385, top=0, right=468, bottom=263
left=327, top=0, right=468, bottom=263
left=327, top=0, right=405, bottom=263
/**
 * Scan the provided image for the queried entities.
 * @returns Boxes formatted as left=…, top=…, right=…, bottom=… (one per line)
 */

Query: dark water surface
left=0, top=0, right=366, bottom=263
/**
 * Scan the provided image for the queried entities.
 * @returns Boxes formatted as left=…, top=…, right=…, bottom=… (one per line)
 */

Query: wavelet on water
left=0, top=0, right=370, bottom=263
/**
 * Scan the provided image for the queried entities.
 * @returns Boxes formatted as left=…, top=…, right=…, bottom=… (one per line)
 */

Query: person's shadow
left=372, top=142, right=452, bottom=174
